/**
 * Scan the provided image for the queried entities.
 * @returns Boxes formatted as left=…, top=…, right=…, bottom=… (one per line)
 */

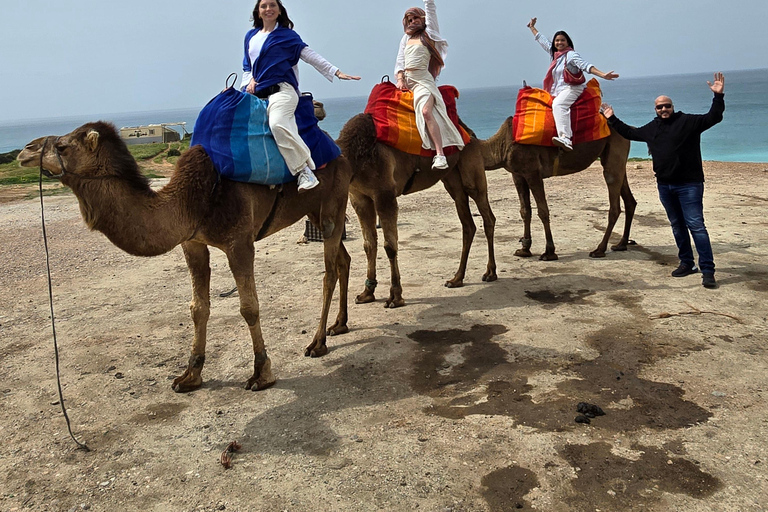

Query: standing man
left=601, top=72, right=725, bottom=289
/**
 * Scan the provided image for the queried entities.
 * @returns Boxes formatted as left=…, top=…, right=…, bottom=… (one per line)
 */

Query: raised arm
left=601, top=103, right=648, bottom=142
left=527, top=17, right=539, bottom=37
left=424, top=0, right=441, bottom=38
left=300, top=47, right=360, bottom=82
left=688, top=73, right=726, bottom=132
left=588, top=66, right=619, bottom=80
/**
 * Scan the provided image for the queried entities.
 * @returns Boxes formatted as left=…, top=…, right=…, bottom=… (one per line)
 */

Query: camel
left=337, top=113, right=497, bottom=308
left=475, top=118, right=636, bottom=260
left=18, top=121, right=353, bottom=393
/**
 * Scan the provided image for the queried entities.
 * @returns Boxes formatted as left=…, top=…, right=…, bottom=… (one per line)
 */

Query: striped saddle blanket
left=512, top=78, right=610, bottom=146
left=191, top=88, right=340, bottom=185
left=364, top=81, right=470, bottom=157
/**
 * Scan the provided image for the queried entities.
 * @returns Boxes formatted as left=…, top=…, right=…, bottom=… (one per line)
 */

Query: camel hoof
left=482, top=271, right=498, bottom=283
left=327, top=323, right=349, bottom=336
left=305, top=343, right=329, bottom=358
left=245, top=375, right=276, bottom=391
left=610, top=243, right=628, bottom=252
left=514, top=249, right=533, bottom=258
left=172, top=374, right=202, bottom=393
left=589, top=250, right=607, bottom=258
left=444, top=279, right=464, bottom=289
left=385, top=298, right=406, bottom=308
left=539, top=253, right=559, bottom=261
left=355, top=291, right=376, bottom=304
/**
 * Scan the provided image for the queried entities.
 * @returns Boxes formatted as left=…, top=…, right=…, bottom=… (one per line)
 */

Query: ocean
left=1, top=68, right=766, bottom=162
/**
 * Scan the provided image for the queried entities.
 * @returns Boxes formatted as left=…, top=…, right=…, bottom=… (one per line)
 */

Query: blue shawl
left=242, top=26, right=307, bottom=94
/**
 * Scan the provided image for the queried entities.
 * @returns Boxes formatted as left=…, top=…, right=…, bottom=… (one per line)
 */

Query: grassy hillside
left=0, top=135, right=192, bottom=186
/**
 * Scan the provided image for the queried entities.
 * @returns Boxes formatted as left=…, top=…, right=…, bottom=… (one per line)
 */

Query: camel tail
left=337, top=113, right=378, bottom=166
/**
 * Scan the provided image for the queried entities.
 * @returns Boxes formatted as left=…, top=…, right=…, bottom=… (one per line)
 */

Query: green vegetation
left=628, top=157, right=651, bottom=162
left=0, top=160, right=57, bottom=185
left=0, top=137, right=193, bottom=189
left=127, top=143, right=167, bottom=160
left=0, top=149, right=20, bottom=164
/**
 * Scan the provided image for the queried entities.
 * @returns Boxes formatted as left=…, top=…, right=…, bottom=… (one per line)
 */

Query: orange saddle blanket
left=512, top=78, right=610, bottom=146
left=364, top=81, right=471, bottom=157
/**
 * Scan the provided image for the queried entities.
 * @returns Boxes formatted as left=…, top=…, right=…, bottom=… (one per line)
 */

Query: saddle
left=364, top=80, right=470, bottom=157
left=512, top=78, right=611, bottom=146
left=191, top=88, right=340, bottom=185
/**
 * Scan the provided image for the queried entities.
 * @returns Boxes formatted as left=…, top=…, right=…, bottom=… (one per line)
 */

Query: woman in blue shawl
left=241, top=0, right=360, bottom=191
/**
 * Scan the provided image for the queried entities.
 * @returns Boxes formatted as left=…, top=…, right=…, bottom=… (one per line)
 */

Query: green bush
left=127, top=143, right=167, bottom=160
left=0, top=150, right=21, bottom=164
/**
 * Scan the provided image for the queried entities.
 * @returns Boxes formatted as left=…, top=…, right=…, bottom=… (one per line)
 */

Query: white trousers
left=552, top=83, right=586, bottom=141
left=267, top=83, right=315, bottom=175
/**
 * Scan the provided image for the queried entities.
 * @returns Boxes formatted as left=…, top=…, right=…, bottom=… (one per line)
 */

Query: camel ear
left=85, top=130, right=100, bottom=152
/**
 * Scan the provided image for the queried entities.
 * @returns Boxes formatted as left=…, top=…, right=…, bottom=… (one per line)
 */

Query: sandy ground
left=1, top=160, right=767, bottom=512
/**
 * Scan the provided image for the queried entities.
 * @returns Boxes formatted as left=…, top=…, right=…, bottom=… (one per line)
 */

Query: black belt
left=254, top=84, right=281, bottom=99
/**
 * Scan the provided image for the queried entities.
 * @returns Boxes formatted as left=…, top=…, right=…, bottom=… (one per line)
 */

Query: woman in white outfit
left=394, top=0, right=465, bottom=170
left=241, top=0, right=360, bottom=191
left=527, top=17, right=618, bottom=151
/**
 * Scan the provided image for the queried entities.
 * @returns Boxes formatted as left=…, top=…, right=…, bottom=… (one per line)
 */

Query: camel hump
left=337, top=113, right=378, bottom=163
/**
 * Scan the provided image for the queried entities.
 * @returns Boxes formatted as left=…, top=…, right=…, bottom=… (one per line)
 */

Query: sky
left=1, top=0, right=766, bottom=122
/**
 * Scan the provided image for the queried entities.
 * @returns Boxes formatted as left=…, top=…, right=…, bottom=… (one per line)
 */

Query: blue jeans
left=657, top=182, right=715, bottom=275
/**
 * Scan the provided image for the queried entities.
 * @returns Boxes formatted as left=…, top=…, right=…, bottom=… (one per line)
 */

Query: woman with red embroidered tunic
left=241, top=0, right=360, bottom=191
left=527, top=17, right=618, bottom=152
left=395, top=0, right=464, bottom=170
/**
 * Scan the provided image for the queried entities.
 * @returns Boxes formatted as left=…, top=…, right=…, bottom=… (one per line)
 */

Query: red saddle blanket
left=364, top=81, right=471, bottom=157
left=512, top=78, right=610, bottom=146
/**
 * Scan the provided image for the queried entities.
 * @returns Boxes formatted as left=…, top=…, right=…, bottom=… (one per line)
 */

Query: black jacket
left=607, top=93, right=725, bottom=184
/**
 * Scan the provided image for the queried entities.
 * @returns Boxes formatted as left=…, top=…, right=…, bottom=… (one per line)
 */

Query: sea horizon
left=2, top=68, right=766, bottom=163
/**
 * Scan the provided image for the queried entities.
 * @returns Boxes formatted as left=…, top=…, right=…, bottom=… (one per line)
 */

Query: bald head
left=654, top=95, right=674, bottom=118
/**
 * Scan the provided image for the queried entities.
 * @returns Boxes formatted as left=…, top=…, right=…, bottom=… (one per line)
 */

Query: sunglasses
left=655, top=103, right=673, bottom=110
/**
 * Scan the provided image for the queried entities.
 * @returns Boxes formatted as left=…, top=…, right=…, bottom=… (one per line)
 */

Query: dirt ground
left=1, top=160, right=767, bottom=512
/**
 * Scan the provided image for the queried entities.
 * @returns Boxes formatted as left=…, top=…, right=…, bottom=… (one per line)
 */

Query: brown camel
left=476, top=118, right=636, bottom=260
left=337, top=113, right=497, bottom=308
left=18, top=121, right=352, bottom=393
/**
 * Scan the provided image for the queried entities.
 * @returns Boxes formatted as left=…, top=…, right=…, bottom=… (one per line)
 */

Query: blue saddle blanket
left=191, top=88, right=340, bottom=185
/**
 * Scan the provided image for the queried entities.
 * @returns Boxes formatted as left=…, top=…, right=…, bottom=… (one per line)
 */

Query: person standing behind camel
left=395, top=0, right=465, bottom=170
left=527, top=18, right=618, bottom=152
left=240, top=0, right=360, bottom=192
left=601, top=73, right=726, bottom=289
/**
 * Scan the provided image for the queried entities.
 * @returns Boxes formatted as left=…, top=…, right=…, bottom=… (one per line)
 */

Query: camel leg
left=303, top=214, right=344, bottom=358
left=590, top=165, right=627, bottom=258
left=441, top=170, right=476, bottom=288
left=527, top=174, right=558, bottom=260
left=376, top=191, right=405, bottom=308
left=511, top=172, right=534, bottom=258
left=327, top=241, right=351, bottom=336
left=350, top=192, right=379, bottom=304
left=224, top=241, right=275, bottom=391
left=173, top=241, right=211, bottom=393
left=458, top=161, right=497, bottom=282
left=611, top=175, right=637, bottom=252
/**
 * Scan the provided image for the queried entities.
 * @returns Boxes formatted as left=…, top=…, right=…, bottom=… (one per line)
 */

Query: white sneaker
left=297, top=168, right=319, bottom=192
left=432, top=154, right=449, bottom=169
left=552, top=136, right=573, bottom=151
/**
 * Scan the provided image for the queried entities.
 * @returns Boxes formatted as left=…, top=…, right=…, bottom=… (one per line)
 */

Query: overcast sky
left=1, top=0, right=765, bottom=122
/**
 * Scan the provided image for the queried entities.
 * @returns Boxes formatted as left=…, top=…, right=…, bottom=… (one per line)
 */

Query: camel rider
left=241, top=0, right=360, bottom=192
left=527, top=17, right=618, bottom=151
left=394, top=0, right=464, bottom=170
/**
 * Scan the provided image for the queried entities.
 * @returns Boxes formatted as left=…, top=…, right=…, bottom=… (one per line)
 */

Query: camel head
left=17, top=121, right=146, bottom=188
